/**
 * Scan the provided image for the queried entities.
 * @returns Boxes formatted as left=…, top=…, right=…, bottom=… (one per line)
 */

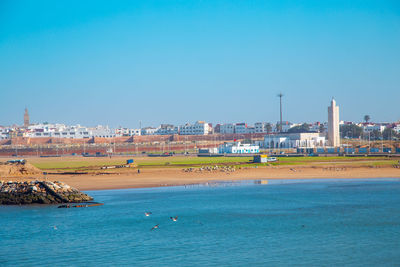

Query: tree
left=364, top=115, right=371, bottom=123
left=319, top=124, right=326, bottom=133
left=371, top=129, right=382, bottom=140
left=265, top=123, right=272, bottom=133
left=340, top=124, right=363, bottom=138
left=288, top=123, right=310, bottom=133
left=382, top=128, right=397, bottom=140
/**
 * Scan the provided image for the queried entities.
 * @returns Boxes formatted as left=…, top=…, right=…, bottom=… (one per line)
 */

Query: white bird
left=151, top=224, right=159, bottom=231
left=145, top=212, right=152, bottom=217
left=170, top=216, right=178, bottom=222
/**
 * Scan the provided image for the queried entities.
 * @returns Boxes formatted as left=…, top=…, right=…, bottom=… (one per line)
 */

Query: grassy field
left=28, top=156, right=253, bottom=171
left=30, top=159, right=126, bottom=170
left=21, top=155, right=399, bottom=172
left=136, top=156, right=253, bottom=167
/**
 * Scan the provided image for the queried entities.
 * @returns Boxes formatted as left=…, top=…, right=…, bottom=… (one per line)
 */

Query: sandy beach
left=7, top=165, right=398, bottom=191
left=1, top=155, right=398, bottom=191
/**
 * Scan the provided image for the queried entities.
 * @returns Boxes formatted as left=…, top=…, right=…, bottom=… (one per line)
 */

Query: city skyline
left=1, top=1, right=399, bottom=128
left=4, top=102, right=398, bottom=130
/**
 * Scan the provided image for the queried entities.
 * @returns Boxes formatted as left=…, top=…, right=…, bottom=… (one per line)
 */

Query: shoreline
left=9, top=165, right=400, bottom=191
left=82, top=177, right=400, bottom=192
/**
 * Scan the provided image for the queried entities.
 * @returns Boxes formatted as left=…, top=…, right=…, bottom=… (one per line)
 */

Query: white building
left=255, top=122, right=265, bottom=133
left=115, top=128, right=141, bottom=136
left=155, top=124, right=179, bottom=135
left=219, top=123, right=235, bottom=134
left=219, top=122, right=259, bottom=134
left=276, top=121, right=299, bottom=133
left=89, top=125, right=117, bottom=138
left=179, top=121, right=211, bottom=135
left=141, top=127, right=158, bottom=135
left=309, top=122, right=326, bottom=133
left=255, top=122, right=272, bottom=133
left=328, top=99, right=340, bottom=147
left=129, top=128, right=141, bottom=136
left=246, top=126, right=256, bottom=134
left=394, top=124, right=400, bottom=134
left=25, top=123, right=61, bottom=138
left=363, top=124, right=386, bottom=133
left=264, top=133, right=326, bottom=148
left=219, top=142, right=259, bottom=154
left=24, top=124, right=117, bottom=139
left=0, top=127, right=11, bottom=140
left=234, top=123, right=248, bottom=134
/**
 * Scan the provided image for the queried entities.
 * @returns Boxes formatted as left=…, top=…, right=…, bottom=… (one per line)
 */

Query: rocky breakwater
left=0, top=180, right=93, bottom=205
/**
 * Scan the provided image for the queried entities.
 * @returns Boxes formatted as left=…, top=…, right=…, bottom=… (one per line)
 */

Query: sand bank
left=9, top=165, right=400, bottom=191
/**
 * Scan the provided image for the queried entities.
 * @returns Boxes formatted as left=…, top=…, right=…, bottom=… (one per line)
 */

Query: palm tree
left=364, top=115, right=371, bottom=123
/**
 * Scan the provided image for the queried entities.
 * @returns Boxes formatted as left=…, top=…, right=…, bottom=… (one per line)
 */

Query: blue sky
left=1, top=0, right=399, bottom=128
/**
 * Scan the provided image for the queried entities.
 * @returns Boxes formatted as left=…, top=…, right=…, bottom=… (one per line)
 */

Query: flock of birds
left=51, top=212, right=179, bottom=231
left=145, top=212, right=179, bottom=231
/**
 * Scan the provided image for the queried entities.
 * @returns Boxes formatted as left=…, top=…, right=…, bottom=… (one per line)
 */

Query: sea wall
left=0, top=180, right=93, bottom=205
left=0, top=133, right=266, bottom=146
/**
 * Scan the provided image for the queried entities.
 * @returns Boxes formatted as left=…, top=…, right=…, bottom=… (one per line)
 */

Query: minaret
left=24, top=108, right=30, bottom=127
left=328, top=98, right=340, bottom=147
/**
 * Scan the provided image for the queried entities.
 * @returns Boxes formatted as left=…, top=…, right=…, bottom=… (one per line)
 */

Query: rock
left=0, top=181, right=94, bottom=205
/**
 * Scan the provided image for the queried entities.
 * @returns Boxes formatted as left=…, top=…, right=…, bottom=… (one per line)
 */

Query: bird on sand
left=151, top=224, right=159, bottom=231
left=145, top=212, right=152, bottom=217
left=170, top=216, right=178, bottom=222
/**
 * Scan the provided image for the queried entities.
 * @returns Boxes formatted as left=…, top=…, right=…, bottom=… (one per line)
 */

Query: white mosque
left=264, top=99, right=340, bottom=149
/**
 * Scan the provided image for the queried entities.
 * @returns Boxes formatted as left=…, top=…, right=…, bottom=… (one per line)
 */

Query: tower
left=277, top=93, right=283, bottom=132
left=328, top=99, right=340, bottom=147
left=24, top=108, right=30, bottom=127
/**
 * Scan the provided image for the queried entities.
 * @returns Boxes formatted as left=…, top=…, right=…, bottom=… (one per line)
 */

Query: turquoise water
left=1, top=179, right=400, bottom=266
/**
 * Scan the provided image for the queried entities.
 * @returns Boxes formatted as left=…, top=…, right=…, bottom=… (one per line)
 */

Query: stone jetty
left=0, top=180, right=93, bottom=205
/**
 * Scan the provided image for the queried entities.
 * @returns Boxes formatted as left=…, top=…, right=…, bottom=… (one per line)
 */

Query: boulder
left=0, top=181, right=94, bottom=205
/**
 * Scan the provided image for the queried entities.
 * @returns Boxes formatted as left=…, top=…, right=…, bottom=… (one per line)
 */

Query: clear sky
left=1, top=0, right=399, bottom=128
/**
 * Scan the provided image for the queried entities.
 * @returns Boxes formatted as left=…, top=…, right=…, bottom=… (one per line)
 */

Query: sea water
left=1, top=179, right=400, bottom=266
